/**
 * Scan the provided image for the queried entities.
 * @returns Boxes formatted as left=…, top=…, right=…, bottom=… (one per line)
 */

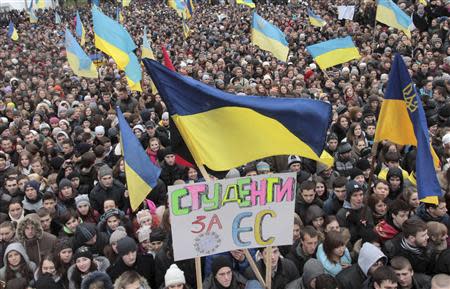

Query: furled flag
left=35, top=0, right=45, bottom=9
left=7, top=21, right=19, bottom=41
left=75, top=11, right=86, bottom=46
left=182, top=15, right=191, bottom=39
left=141, top=26, right=158, bottom=94
left=116, top=7, right=124, bottom=23
left=116, top=106, right=161, bottom=211
left=307, top=8, right=326, bottom=27
left=55, top=11, right=62, bottom=24
left=236, top=0, right=255, bottom=8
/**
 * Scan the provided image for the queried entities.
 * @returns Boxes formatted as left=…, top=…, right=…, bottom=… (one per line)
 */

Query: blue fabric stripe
left=143, top=59, right=331, bottom=156
left=252, top=12, right=288, bottom=46
left=65, top=28, right=93, bottom=70
left=116, top=106, right=160, bottom=188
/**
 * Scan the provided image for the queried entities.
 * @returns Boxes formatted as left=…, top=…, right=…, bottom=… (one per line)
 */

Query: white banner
left=169, top=173, right=297, bottom=261
left=338, top=5, right=355, bottom=20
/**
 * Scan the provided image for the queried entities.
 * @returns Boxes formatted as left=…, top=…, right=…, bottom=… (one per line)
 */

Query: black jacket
left=107, top=254, right=156, bottom=288
left=336, top=263, right=366, bottom=289
left=285, top=240, right=314, bottom=275
left=89, top=179, right=127, bottom=214
left=160, top=163, right=185, bottom=186
left=383, top=234, right=435, bottom=274
left=244, top=258, right=299, bottom=289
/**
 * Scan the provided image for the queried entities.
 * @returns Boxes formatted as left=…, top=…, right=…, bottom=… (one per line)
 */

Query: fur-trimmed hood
left=16, top=213, right=43, bottom=242
left=81, top=271, right=113, bottom=289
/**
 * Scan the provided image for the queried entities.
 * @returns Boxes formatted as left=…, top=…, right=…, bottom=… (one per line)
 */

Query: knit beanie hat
left=74, top=246, right=93, bottom=261
left=225, top=168, right=240, bottom=179
left=59, top=178, right=72, bottom=190
left=211, top=256, right=233, bottom=276
left=256, top=161, right=270, bottom=173
left=95, top=125, right=105, bottom=135
left=117, top=236, right=137, bottom=257
left=109, top=226, right=127, bottom=245
left=54, top=238, right=72, bottom=256
left=150, top=228, right=167, bottom=242
left=345, top=180, right=363, bottom=202
left=75, top=223, right=97, bottom=244
left=356, top=158, right=371, bottom=171
left=98, top=165, right=113, bottom=178
left=349, top=168, right=364, bottom=180
left=288, top=155, right=302, bottom=167
left=100, top=208, right=122, bottom=222
left=24, top=180, right=40, bottom=192
left=75, top=194, right=90, bottom=208
left=136, top=209, right=152, bottom=226
left=137, top=226, right=151, bottom=243
left=165, top=264, right=186, bottom=287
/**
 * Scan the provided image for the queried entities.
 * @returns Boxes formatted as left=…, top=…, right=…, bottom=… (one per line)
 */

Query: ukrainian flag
left=116, top=106, right=161, bottom=211
left=308, top=8, right=326, bottom=28
left=376, top=0, right=414, bottom=38
left=168, top=0, right=186, bottom=17
left=65, top=28, right=97, bottom=78
left=251, top=12, right=289, bottom=62
left=76, top=11, right=86, bottom=46
left=29, top=9, right=38, bottom=23
left=35, top=0, right=45, bottom=9
left=92, top=6, right=142, bottom=91
left=375, top=54, right=441, bottom=204
left=306, top=36, right=360, bottom=70
left=182, top=16, right=191, bottom=39
left=141, top=27, right=158, bottom=94
left=143, top=59, right=332, bottom=171
left=237, top=0, right=255, bottom=8
left=186, top=0, right=195, bottom=16
left=116, top=7, right=124, bottom=23
left=8, top=21, right=19, bottom=41
left=122, top=0, right=131, bottom=7
left=55, top=12, right=61, bottom=24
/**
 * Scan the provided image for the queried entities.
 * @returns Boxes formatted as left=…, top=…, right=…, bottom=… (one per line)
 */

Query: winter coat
left=160, top=162, right=185, bottom=186
left=203, top=271, right=247, bottom=289
left=323, top=192, right=344, bottom=215
left=285, top=240, right=314, bottom=275
left=244, top=258, right=299, bottom=289
left=336, top=242, right=387, bottom=289
left=67, top=256, right=110, bottom=289
left=16, top=214, right=57, bottom=265
left=204, top=251, right=256, bottom=277
left=413, top=203, right=450, bottom=228
left=107, top=253, right=156, bottom=288
left=336, top=202, right=374, bottom=243
left=383, top=234, right=435, bottom=274
left=436, top=248, right=450, bottom=274
left=0, top=242, right=37, bottom=283
left=89, top=179, right=127, bottom=214
left=295, top=194, right=323, bottom=224
left=80, top=271, right=113, bottom=289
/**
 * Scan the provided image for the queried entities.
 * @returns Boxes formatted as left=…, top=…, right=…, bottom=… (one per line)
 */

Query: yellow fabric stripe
left=376, top=5, right=411, bottom=38
left=173, top=107, right=320, bottom=171
left=66, top=51, right=98, bottom=78
left=251, top=28, right=289, bottom=62
left=375, top=99, right=416, bottom=145
left=314, top=47, right=360, bottom=70
left=310, top=17, right=325, bottom=27
left=95, top=34, right=130, bottom=70
left=125, top=162, right=152, bottom=211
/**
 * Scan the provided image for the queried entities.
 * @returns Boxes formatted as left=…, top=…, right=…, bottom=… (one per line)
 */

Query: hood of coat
left=358, top=242, right=387, bottom=276
left=3, top=242, right=32, bottom=267
left=16, top=213, right=43, bottom=242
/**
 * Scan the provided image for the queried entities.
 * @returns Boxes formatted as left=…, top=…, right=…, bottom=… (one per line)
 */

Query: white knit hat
left=165, top=264, right=186, bottom=287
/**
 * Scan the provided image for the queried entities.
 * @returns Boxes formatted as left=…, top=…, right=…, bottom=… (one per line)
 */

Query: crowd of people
left=1, top=0, right=450, bottom=288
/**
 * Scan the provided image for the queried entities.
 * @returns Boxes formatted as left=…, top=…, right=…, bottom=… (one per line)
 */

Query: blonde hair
left=114, top=271, right=151, bottom=289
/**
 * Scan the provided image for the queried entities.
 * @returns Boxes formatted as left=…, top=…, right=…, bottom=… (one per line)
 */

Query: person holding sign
left=244, top=247, right=298, bottom=289
left=203, top=256, right=248, bottom=289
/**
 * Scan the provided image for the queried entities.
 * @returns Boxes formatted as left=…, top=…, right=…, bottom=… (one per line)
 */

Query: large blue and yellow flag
left=237, top=0, right=255, bottom=8
left=92, top=6, right=142, bottom=91
left=168, top=0, right=186, bottom=16
left=65, top=28, right=98, bottom=78
left=143, top=59, right=332, bottom=171
left=306, top=36, right=360, bottom=70
left=376, top=0, right=414, bottom=38
left=307, top=8, right=326, bottom=27
left=7, top=21, right=19, bottom=41
left=29, top=8, right=38, bottom=23
left=375, top=54, right=441, bottom=204
left=251, top=12, right=289, bottom=62
left=75, top=11, right=86, bottom=46
left=185, top=0, right=195, bottom=17
left=116, top=106, right=161, bottom=211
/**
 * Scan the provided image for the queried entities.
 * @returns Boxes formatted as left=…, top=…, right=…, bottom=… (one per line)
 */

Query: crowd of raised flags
left=4, top=0, right=439, bottom=206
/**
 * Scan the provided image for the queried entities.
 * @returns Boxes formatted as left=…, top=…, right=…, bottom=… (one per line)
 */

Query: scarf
left=400, top=237, right=422, bottom=255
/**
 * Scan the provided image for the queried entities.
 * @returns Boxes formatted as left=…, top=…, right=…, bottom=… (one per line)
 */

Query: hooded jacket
left=89, top=179, right=127, bottom=214
left=80, top=271, right=113, bottom=289
left=67, top=256, right=110, bottom=289
left=285, top=258, right=324, bottom=289
left=0, top=242, right=37, bottom=282
left=414, top=203, right=450, bottom=228
left=107, top=253, right=155, bottom=288
left=286, top=239, right=315, bottom=275
left=244, top=257, right=299, bottom=289
left=336, top=242, right=387, bottom=289
left=16, top=213, right=57, bottom=265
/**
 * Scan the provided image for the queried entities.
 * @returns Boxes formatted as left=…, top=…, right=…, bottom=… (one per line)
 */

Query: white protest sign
left=169, top=173, right=296, bottom=261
